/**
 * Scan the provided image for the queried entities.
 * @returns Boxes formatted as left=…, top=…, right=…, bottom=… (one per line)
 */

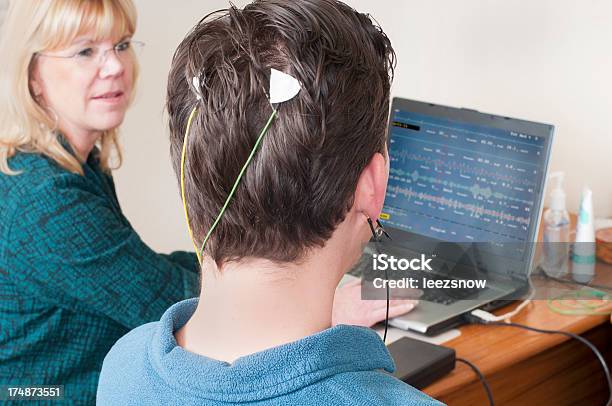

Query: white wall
left=0, top=0, right=8, bottom=31
left=118, top=0, right=612, bottom=253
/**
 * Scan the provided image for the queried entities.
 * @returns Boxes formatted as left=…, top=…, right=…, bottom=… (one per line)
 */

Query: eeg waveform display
left=383, top=110, right=547, bottom=246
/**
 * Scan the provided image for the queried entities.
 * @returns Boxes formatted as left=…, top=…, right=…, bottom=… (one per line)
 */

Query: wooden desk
left=423, top=257, right=612, bottom=405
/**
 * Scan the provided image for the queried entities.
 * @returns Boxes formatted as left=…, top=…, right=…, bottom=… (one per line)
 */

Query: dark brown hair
left=167, top=0, right=395, bottom=265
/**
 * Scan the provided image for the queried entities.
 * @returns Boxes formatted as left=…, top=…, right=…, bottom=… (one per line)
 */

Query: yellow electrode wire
left=181, top=106, right=200, bottom=262
left=180, top=105, right=278, bottom=263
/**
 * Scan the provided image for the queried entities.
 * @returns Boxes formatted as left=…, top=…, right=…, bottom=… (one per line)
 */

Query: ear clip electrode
left=180, top=68, right=301, bottom=263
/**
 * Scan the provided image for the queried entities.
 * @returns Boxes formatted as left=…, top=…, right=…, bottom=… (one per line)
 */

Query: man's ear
left=353, top=151, right=389, bottom=220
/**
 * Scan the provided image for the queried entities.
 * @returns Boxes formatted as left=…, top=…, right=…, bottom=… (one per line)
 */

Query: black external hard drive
left=386, top=337, right=456, bottom=389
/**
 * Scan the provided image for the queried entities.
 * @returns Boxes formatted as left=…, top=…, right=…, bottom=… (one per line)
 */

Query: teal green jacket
left=0, top=148, right=200, bottom=405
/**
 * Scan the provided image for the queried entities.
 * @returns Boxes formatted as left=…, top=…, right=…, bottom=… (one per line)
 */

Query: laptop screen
left=381, top=99, right=553, bottom=268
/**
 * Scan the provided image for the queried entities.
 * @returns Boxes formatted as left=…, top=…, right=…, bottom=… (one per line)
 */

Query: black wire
left=383, top=265, right=389, bottom=342
left=371, top=238, right=390, bottom=343
left=456, top=357, right=495, bottom=406
left=482, top=320, right=612, bottom=406
left=368, top=219, right=391, bottom=343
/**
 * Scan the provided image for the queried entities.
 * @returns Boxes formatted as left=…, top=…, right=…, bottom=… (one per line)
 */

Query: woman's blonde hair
left=0, top=0, right=138, bottom=175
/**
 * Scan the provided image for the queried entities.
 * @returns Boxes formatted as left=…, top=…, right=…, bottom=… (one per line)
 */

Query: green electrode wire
left=547, top=290, right=611, bottom=316
left=197, top=107, right=278, bottom=259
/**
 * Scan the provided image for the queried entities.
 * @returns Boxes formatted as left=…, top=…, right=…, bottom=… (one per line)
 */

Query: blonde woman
left=0, top=1, right=204, bottom=403
left=0, top=0, right=416, bottom=403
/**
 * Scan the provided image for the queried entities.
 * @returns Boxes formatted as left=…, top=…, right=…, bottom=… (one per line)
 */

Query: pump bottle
left=541, top=172, right=570, bottom=277
left=572, top=187, right=596, bottom=283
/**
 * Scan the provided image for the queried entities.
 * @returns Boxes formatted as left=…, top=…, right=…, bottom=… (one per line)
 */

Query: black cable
left=468, top=316, right=612, bottom=406
left=456, top=357, right=495, bottom=406
left=369, top=218, right=392, bottom=343
left=383, top=265, right=389, bottom=342
left=372, top=238, right=389, bottom=343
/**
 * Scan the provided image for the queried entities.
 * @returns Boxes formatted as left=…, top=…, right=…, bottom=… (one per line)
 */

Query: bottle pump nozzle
left=548, top=172, right=566, bottom=211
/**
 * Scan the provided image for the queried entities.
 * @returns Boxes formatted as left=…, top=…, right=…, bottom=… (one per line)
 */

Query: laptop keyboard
left=348, top=253, right=484, bottom=305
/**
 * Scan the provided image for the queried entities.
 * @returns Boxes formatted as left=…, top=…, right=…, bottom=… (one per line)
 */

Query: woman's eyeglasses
left=35, top=39, right=145, bottom=69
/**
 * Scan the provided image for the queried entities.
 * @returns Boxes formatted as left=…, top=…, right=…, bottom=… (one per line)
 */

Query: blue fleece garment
left=97, top=298, right=443, bottom=405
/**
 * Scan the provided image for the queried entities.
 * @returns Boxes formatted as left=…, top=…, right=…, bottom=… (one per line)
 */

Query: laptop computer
left=343, top=97, right=554, bottom=336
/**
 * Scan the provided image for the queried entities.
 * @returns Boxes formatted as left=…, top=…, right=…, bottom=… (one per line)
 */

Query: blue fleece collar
left=148, top=298, right=395, bottom=403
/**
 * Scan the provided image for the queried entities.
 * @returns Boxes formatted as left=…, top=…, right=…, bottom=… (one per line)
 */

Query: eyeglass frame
left=33, top=38, right=145, bottom=68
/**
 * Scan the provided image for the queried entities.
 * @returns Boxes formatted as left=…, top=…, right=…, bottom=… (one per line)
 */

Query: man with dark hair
left=98, top=0, right=441, bottom=404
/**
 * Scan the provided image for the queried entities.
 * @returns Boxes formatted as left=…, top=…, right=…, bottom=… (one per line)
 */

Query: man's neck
left=175, top=224, right=362, bottom=363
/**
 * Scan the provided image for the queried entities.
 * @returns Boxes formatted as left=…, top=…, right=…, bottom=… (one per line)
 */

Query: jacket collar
left=148, top=298, right=395, bottom=402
